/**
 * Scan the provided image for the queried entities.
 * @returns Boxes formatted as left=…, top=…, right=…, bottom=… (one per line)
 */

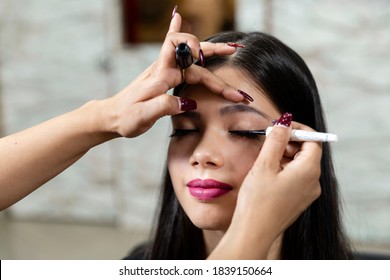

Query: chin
left=188, top=212, right=232, bottom=231
left=176, top=192, right=237, bottom=231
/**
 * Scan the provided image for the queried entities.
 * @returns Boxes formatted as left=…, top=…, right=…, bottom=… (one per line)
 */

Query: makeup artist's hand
left=0, top=7, right=248, bottom=211
left=209, top=116, right=322, bottom=259
left=99, top=9, right=247, bottom=138
left=238, top=120, right=322, bottom=231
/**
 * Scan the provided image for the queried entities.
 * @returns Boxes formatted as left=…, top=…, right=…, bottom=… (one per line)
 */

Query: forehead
left=179, top=67, right=281, bottom=120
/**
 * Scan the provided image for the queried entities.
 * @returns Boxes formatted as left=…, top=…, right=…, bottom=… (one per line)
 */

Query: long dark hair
left=146, top=31, right=352, bottom=259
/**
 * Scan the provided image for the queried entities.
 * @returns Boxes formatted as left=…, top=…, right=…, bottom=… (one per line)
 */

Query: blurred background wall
left=0, top=0, right=389, bottom=259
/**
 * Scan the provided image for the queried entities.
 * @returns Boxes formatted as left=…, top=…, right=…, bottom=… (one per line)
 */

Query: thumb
left=168, top=6, right=181, bottom=33
left=255, top=113, right=293, bottom=173
left=136, top=95, right=197, bottom=126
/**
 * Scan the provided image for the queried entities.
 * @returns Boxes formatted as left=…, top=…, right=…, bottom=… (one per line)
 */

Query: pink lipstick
left=186, top=179, right=233, bottom=200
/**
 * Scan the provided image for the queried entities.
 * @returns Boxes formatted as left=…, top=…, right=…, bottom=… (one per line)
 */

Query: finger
left=168, top=9, right=181, bottom=33
left=289, top=140, right=322, bottom=170
left=162, top=12, right=203, bottom=70
left=200, top=42, right=237, bottom=56
left=255, top=123, right=292, bottom=173
left=184, top=65, right=248, bottom=102
left=280, top=156, right=293, bottom=169
left=134, top=95, right=197, bottom=131
left=279, top=122, right=323, bottom=185
left=288, top=122, right=322, bottom=166
left=290, top=121, right=316, bottom=132
left=161, top=32, right=236, bottom=70
left=158, top=34, right=200, bottom=70
left=160, top=38, right=237, bottom=70
left=283, top=142, right=301, bottom=159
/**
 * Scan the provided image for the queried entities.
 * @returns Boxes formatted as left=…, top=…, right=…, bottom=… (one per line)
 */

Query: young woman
left=0, top=8, right=346, bottom=259
left=127, top=30, right=352, bottom=259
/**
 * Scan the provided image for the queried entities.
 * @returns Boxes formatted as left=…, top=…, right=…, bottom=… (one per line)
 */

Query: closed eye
left=170, top=129, right=198, bottom=137
left=228, top=130, right=266, bottom=141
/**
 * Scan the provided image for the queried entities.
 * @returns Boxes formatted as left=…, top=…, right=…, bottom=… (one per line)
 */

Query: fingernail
left=226, top=42, right=246, bottom=48
left=179, top=97, right=197, bottom=111
left=198, top=48, right=205, bottom=67
left=276, top=112, right=293, bottom=127
left=237, top=89, right=254, bottom=102
left=171, top=5, right=178, bottom=19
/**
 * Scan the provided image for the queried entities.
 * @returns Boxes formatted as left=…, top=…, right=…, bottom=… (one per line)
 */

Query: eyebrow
left=173, top=104, right=271, bottom=121
left=219, top=104, right=270, bottom=120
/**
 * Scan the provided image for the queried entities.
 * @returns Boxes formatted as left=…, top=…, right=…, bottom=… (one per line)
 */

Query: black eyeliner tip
left=229, top=130, right=266, bottom=135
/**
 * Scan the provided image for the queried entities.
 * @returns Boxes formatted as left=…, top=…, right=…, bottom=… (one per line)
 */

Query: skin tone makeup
left=167, top=66, right=282, bottom=254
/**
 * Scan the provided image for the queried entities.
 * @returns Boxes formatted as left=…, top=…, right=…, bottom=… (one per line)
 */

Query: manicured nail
left=179, top=97, right=197, bottom=111
left=198, top=48, right=205, bottom=67
left=237, top=89, right=254, bottom=102
left=226, top=42, right=245, bottom=48
left=171, top=5, right=178, bottom=19
left=276, top=112, right=293, bottom=127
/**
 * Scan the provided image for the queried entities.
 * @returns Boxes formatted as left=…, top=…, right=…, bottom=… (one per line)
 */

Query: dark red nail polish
left=276, top=112, right=293, bottom=127
left=226, top=42, right=245, bottom=48
left=237, top=89, right=254, bottom=102
left=179, top=97, right=197, bottom=111
left=199, top=49, right=205, bottom=67
left=171, top=5, right=178, bottom=19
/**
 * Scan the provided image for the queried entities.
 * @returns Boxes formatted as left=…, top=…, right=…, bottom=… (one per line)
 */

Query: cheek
left=168, top=137, right=261, bottom=189
left=229, top=145, right=260, bottom=183
left=167, top=140, right=191, bottom=181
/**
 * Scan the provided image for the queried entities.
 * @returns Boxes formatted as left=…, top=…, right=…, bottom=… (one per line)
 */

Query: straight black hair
left=145, top=31, right=352, bottom=259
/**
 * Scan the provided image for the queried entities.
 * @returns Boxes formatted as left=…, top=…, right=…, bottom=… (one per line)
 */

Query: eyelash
left=170, top=129, right=264, bottom=141
left=169, top=129, right=197, bottom=137
left=228, top=130, right=264, bottom=141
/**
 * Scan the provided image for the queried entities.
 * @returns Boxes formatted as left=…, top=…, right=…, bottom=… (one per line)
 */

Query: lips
left=186, top=179, right=233, bottom=200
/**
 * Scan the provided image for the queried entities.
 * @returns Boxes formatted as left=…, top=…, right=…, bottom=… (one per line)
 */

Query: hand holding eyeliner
left=230, top=128, right=338, bottom=142
left=266, top=127, right=338, bottom=142
left=249, top=112, right=337, bottom=142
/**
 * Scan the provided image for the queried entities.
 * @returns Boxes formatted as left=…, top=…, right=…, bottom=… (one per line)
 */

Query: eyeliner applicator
left=234, top=128, right=338, bottom=142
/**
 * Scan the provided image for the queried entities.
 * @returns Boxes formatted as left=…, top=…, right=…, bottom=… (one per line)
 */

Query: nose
left=189, top=131, right=224, bottom=169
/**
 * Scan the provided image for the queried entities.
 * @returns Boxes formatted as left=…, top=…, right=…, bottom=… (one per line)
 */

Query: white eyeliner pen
left=231, top=128, right=338, bottom=142
left=265, top=127, right=338, bottom=142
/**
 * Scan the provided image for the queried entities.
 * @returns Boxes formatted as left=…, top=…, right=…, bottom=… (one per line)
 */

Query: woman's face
left=168, top=66, right=280, bottom=231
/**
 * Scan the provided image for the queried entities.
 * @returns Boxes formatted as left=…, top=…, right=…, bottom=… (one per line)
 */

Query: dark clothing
left=123, top=242, right=390, bottom=260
